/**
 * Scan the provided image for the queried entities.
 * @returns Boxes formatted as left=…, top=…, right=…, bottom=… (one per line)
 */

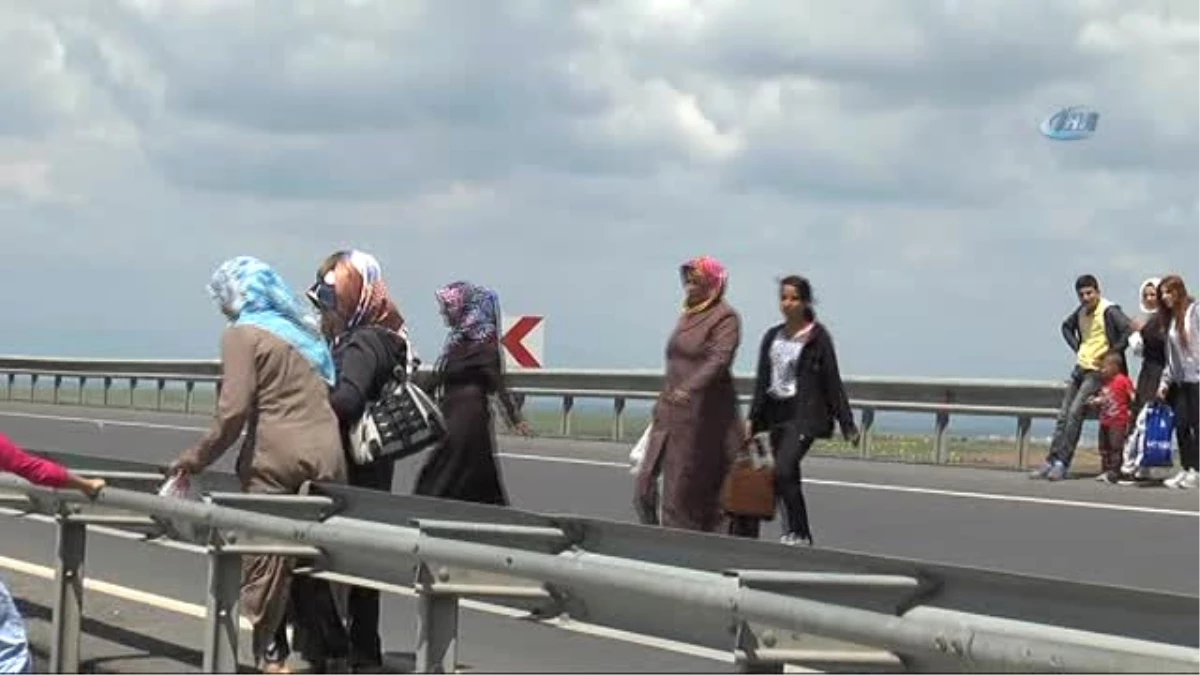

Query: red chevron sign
left=501, top=315, right=544, bottom=369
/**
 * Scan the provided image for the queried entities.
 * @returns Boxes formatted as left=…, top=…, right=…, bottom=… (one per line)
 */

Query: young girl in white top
left=1156, top=275, right=1199, bottom=489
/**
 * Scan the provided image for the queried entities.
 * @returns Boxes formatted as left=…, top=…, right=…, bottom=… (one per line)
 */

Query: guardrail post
left=415, top=563, right=459, bottom=673
left=202, top=544, right=242, bottom=674
left=77, top=377, right=86, bottom=405
left=1015, top=415, right=1032, bottom=469
left=560, top=395, right=574, bottom=436
left=155, top=379, right=166, bottom=411
left=129, top=377, right=139, bottom=409
left=53, top=375, right=63, bottom=404
left=103, top=377, right=112, bottom=406
left=5, top=373, right=13, bottom=400
left=860, top=408, right=875, bottom=458
left=733, top=621, right=784, bottom=674
left=184, top=381, right=196, bottom=414
left=30, top=373, right=38, bottom=402
left=612, top=396, right=626, bottom=441
left=51, top=515, right=87, bottom=674
left=934, top=412, right=950, bottom=464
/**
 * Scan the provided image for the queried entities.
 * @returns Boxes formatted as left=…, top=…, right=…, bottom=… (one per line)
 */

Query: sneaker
left=1047, top=462, right=1067, bottom=481
left=1096, top=471, right=1117, bottom=484
left=1117, top=472, right=1138, bottom=486
left=1029, top=463, right=1053, bottom=479
left=1164, top=470, right=1188, bottom=488
left=780, top=532, right=813, bottom=546
left=1180, top=469, right=1199, bottom=489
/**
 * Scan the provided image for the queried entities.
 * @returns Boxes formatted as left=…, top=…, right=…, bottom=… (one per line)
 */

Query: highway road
left=1, top=400, right=1197, bottom=671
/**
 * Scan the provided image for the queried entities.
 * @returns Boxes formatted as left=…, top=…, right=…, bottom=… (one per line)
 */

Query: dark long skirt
left=413, top=383, right=509, bottom=505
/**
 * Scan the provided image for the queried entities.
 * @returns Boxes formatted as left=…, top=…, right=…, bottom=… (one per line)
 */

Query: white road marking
left=0, top=410, right=206, bottom=433
left=495, top=453, right=1200, bottom=518
left=0, top=553, right=254, bottom=631
left=1, top=409, right=1196, bottom=518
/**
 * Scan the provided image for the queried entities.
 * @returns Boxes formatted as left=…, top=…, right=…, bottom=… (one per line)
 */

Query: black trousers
left=1170, top=382, right=1199, bottom=471
left=775, top=426, right=817, bottom=540
left=290, top=575, right=350, bottom=665
left=726, top=397, right=816, bottom=541
left=345, top=457, right=396, bottom=665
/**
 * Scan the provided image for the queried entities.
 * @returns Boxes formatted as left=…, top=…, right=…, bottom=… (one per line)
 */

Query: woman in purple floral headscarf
left=413, top=281, right=532, bottom=504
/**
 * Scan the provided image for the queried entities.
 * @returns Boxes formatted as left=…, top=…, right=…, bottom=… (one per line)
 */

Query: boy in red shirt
left=1089, top=353, right=1136, bottom=483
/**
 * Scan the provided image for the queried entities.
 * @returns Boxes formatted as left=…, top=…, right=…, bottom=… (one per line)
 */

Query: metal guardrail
left=0, top=356, right=1072, bottom=467
left=0, top=451, right=1196, bottom=674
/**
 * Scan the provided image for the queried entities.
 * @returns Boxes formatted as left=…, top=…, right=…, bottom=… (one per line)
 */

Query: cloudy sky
left=1, top=0, right=1196, bottom=380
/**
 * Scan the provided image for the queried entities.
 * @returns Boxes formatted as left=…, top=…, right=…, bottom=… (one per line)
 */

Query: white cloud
left=0, top=0, right=1195, bottom=380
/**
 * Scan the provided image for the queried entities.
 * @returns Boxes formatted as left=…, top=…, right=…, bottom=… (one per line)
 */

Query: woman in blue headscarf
left=413, top=281, right=531, bottom=505
left=170, top=256, right=347, bottom=674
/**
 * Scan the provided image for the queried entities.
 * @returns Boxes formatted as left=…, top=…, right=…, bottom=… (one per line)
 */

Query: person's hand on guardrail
left=514, top=420, right=534, bottom=437
left=63, top=475, right=106, bottom=498
left=167, top=452, right=204, bottom=477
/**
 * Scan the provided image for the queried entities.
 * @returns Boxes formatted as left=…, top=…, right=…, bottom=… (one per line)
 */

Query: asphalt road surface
left=1, top=400, right=1196, bottom=671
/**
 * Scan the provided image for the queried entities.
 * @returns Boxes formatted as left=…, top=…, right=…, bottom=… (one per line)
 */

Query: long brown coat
left=635, top=300, right=743, bottom=532
left=177, top=325, right=346, bottom=664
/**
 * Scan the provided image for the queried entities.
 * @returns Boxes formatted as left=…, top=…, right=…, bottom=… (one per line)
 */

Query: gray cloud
left=0, top=0, right=1195, bottom=380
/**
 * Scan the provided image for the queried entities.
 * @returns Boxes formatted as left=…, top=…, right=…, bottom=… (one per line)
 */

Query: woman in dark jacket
left=305, top=249, right=412, bottom=672
left=1129, top=277, right=1168, bottom=412
left=731, top=275, right=858, bottom=545
left=414, top=281, right=531, bottom=505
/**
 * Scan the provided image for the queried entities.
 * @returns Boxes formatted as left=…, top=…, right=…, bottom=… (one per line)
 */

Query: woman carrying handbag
left=728, top=275, right=859, bottom=544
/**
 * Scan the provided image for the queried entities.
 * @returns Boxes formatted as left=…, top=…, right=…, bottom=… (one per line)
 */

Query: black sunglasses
left=306, top=280, right=338, bottom=311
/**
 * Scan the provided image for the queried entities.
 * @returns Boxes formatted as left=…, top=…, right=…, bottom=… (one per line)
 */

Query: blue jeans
left=1047, top=365, right=1103, bottom=468
left=0, top=579, right=32, bottom=675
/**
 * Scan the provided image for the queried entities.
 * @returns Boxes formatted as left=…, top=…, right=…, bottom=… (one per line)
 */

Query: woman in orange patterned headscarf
left=304, top=249, right=414, bottom=671
left=311, top=250, right=408, bottom=344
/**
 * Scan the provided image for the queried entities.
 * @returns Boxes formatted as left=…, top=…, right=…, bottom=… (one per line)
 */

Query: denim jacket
left=0, top=579, right=32, bottom=674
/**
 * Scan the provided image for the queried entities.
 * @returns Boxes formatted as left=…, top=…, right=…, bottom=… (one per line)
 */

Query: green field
left=3, top=380, right=1083, bottom=472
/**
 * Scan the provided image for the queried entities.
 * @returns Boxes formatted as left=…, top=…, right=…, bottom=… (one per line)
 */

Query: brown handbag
left=720, top=432, right=777, bottom=519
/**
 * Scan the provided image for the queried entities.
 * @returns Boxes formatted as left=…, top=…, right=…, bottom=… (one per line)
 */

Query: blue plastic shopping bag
left=1141, top=403, right=1175, bottom=468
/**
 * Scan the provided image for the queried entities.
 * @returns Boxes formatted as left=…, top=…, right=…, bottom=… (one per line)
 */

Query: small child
left=1, top=432, right=105, bottom=674
left=1088, top=354, right=1136, bottom=484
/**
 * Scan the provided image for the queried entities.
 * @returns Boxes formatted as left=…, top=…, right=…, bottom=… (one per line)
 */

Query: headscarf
left=208, top=256, right=336, bottom=385
left=1139, top=276, right=1161, bottom=315
left=436, top=281, right=501, bottom=347
left=680, top=255, right=729, bottom=315
left=321, top=250, right=408, bottom=338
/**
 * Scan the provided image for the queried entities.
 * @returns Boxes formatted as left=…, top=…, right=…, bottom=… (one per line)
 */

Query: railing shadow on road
left=17, top=595, right=256, bottom=674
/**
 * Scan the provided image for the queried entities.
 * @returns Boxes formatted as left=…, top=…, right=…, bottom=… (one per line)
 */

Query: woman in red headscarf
left=634, top=256, right=744, bottom=532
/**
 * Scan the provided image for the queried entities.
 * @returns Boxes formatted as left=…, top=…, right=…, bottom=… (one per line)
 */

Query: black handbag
left=347, top=339, right=447, bottom=465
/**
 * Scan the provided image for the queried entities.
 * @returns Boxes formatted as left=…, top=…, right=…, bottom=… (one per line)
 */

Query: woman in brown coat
left=635, top=256, right=743, bottom=532
left=170, top=256, right=347, bottom=674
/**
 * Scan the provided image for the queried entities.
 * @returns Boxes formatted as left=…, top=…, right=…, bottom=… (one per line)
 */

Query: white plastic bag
left=158, top=472, right=197, bottom=501
left=629, top=425, right=652, bottom=475
left=155, top=472, right=201, bottom=541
